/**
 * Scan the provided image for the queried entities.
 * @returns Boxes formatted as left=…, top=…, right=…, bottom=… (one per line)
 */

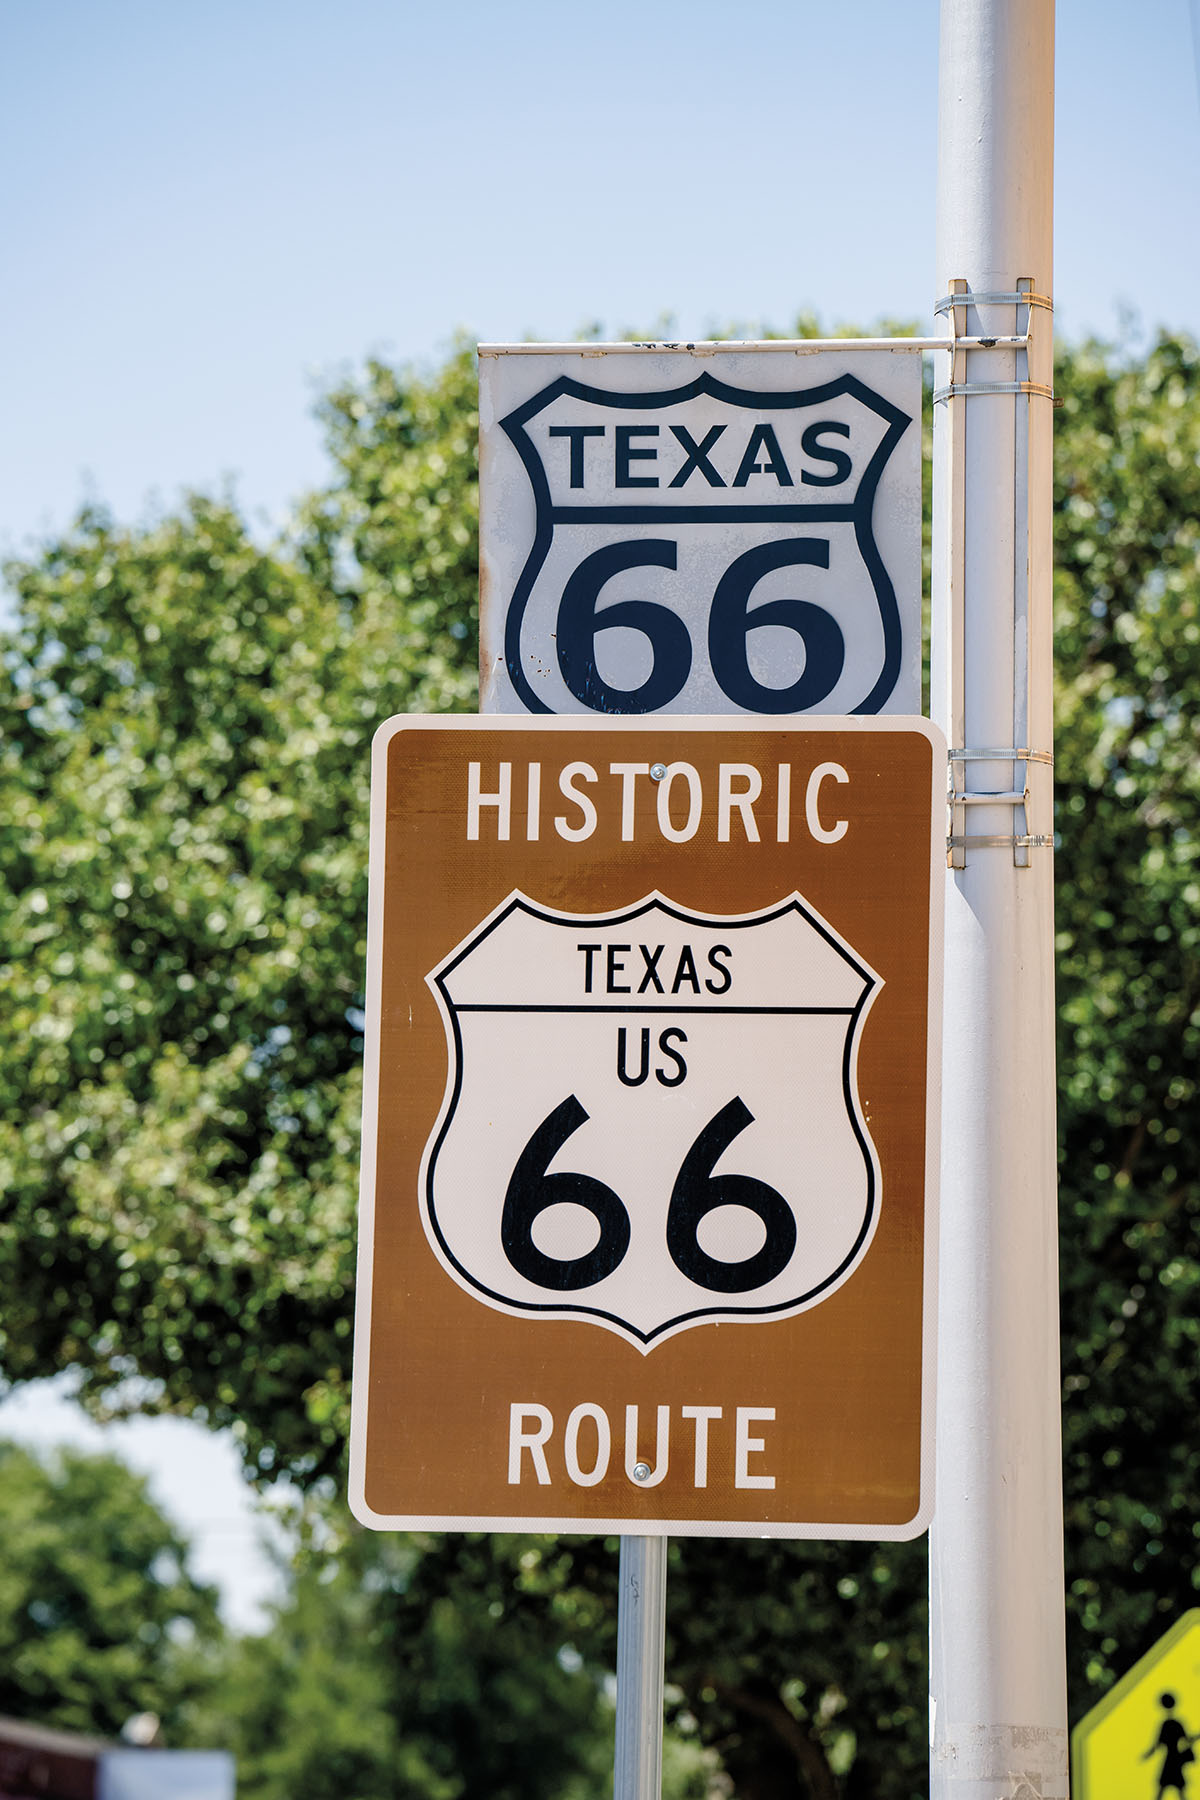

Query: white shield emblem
left=420, top=891, right=883, bottom=1349
left=484, top=366, right=917, bottom=718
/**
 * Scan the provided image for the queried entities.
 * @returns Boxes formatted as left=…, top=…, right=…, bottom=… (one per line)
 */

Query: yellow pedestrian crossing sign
left=1073, top=1612, right=1200, bottom=1800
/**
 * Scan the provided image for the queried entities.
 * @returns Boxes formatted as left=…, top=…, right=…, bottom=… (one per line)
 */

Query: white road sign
left=423, top=889, right=880, bottom=1348
left=479, top=343, right=922, bottom=718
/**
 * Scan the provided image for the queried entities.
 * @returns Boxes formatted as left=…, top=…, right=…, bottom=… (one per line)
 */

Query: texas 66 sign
left=478, top=343, right=922, bottom=719
left=350, top=717, right=943, bottom=1538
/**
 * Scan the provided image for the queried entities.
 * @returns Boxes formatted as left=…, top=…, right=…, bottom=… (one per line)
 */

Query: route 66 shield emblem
left=421, top=890, right=882, bottom=1347
left=479, top=345, right=921, bottom=719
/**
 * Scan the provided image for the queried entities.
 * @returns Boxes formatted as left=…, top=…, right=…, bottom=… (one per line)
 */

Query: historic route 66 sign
left=423, top=892, right=880, bottom=1346
left=479, top=344, right=922, bottom=718
left=351, top=718, right=942, bottom=1539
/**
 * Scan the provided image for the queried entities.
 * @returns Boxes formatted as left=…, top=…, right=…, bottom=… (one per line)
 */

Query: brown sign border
left=350, top=716, right=943, bottom=1539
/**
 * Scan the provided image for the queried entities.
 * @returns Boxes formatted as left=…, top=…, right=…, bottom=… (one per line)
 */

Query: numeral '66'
left=555, top=537, right=845, bottom=715
left=501, top=1095, right=795, bottom=1294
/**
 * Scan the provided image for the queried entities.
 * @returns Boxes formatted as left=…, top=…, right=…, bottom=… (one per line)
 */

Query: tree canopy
left=0, top=346, right=478, bottom=1484
left=190, top=1523, right=621, bottom=1800
left=1052, top=330, right=1200, bottom=1692
left=0, top=1439, right=221, bottom=1739
left=2, top=323, right=1198, bottom=1797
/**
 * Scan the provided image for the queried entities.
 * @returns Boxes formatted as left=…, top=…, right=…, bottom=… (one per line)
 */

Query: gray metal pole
left=613, top=1535, right=668, bottom=1800
left=929, top=3, right=1068, bottom=1798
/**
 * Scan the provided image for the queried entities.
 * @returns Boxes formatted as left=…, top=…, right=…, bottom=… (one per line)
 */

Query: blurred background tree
left=1052, top=330, right=1200, bottom=1696
left=189, top=1523, right=623, bottom=1800
left=0, top=1440, right=221, bottom=1738
left=2, top=323, right=1197, bottom=1797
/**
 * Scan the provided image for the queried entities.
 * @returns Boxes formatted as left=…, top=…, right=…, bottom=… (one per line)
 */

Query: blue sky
left=1, top=0, right=1199, bottom=1627
left=3, top=0, right=1199, bottom=556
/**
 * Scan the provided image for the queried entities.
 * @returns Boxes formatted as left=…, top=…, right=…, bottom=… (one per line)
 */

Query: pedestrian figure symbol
left=1144, top=1693, right=1196, bottom=1799
left=1072, top=1612, right=1200, bottom=1800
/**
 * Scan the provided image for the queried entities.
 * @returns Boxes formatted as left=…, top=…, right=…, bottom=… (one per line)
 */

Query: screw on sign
left=478, top=345, right=922, bottom=720
left=350, top=717, right=943, bottom=1539
left=1072, top=1613, right=1200, bottom=1800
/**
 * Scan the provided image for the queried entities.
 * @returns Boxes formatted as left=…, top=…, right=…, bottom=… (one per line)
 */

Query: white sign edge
left=348, top=712, right=945, bottom=1541
left=477, top=340, right=930, bottom=357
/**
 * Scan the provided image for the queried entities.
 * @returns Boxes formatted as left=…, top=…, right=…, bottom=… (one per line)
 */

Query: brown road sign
left=349, top=716, right=943, bottom=1538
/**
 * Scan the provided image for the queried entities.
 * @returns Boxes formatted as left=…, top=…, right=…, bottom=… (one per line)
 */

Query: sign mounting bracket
left=936, top=277, right=1056, bottom=867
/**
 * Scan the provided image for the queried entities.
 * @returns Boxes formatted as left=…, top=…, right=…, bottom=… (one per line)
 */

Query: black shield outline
left=499, top=372, right=914, bottom=717
left=421, top=890, right=882, bottom=1348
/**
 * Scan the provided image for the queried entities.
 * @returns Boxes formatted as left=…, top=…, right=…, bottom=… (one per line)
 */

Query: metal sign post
left=614, top=1537, right=668, bottom=1800
left=929, top=2, right=1068, bottom=1796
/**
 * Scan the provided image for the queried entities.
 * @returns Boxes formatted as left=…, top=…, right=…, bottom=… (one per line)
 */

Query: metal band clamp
left=946, top=749, right=1054, bottom=859
left=940, top=281, right=1055, bottom=866
left=935, top=290, right=1054, bottom=313
left=933, top=380, right=1056, bottom=404
left=948, top=834, right=1055, bottom=852
left=949, top=747, right=1053, bottom=764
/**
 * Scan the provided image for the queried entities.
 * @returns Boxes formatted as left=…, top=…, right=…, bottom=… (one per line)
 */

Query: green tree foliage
left=187, top=1511, right=722, bottom=1800
left=0, top=347, right=478, bottom=1485
left=0, top=1439, right=221, bottom=1737
left=301, top=344, right=479, bottom=677
left=194, top=1522, right=616, bottom=1800
left=2, top=326, right=1198, bottom=1797
left=1053, top=330, right=1200, bottom=1700
left=534, top=1533, right=926, bottom=1800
